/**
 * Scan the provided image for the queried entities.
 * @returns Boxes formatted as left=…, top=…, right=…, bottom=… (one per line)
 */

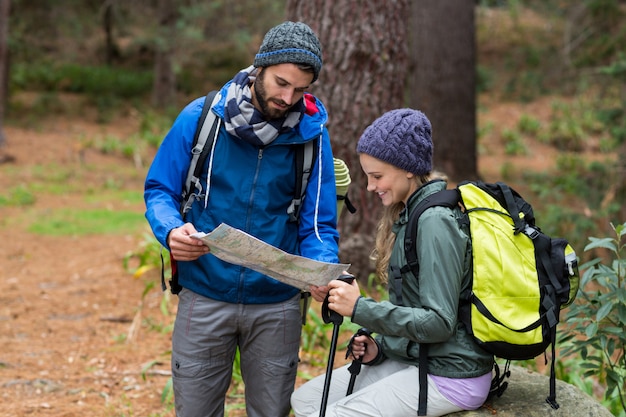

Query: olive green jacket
left=352, top=180, right=494, bottom=378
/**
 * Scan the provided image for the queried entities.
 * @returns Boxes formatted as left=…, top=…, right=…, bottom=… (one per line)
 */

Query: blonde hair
left=370, top=171, right=448, bottom=283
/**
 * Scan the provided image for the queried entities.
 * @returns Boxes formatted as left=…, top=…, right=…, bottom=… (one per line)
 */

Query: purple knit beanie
left=357, top=108, right=433, bottom=175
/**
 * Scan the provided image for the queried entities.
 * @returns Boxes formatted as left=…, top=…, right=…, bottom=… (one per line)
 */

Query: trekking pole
left=319, top=273, right=355, bottom=417
left=345, top=327, right=371, bottom=396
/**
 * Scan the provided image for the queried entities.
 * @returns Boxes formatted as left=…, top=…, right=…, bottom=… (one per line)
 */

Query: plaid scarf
left=223, top=66, right=304, bottom=146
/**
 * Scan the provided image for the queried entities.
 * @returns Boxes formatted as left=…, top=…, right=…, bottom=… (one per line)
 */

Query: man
left=144, top=21, right=340, bottom=417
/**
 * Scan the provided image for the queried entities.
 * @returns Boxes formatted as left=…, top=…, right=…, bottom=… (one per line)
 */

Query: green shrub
left=501, top=128, right=528, bottom=155
left=476, top=65, right=494, bottom=93
left=11, top=62, right=153, bottom=97
left=0, top=185, right=36, bottom=207
left=561, top=222, right=626, bottom=417
left=548, top=113, right=586, bottom=152
left=28, top=208, right=145, bottom=236
left=517, top=114, right=541, bottom=136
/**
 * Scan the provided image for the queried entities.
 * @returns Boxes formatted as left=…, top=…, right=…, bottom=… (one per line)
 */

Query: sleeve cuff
left=362, top=337, right=385, bottom=366
left=350, top=295, right=364, bottom=321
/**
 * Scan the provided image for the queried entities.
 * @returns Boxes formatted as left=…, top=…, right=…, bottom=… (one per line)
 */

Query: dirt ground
left=0, top=95, right=578, bottom=417
left=0, top=113, right=180, bottom=417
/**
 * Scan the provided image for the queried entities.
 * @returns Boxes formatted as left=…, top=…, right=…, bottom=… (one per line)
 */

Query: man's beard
left=253, top=70, right=290, bottom=120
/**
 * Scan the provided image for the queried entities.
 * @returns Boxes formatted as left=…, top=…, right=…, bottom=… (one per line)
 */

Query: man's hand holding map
left=191, top=223, right=350, bottom=291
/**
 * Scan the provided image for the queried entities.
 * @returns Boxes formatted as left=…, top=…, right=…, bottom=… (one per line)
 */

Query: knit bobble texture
left=356, top=109, right=433, bottom=176
left=253, top=21, right=323, bottom=82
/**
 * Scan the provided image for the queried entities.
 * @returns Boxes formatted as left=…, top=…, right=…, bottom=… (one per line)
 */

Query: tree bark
left=152, top=0, right=177, bottom=109
left=0, top=0, right=10, bottom=149
left=408, top=0, right=478, bottom=182
left=286, top=0, right=410, bottom=278
left=102, top=0, right=120, bottom=65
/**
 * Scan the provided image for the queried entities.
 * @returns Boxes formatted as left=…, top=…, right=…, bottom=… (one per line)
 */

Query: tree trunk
left=286, top=0, right=410, bottom=279
left=408, top=0, right=477, bottom=182
left=152, top=0, right=177, bottom=109
left=0, top=0, right=10, bottom=149
left=102, top=0, right=120, bottom=65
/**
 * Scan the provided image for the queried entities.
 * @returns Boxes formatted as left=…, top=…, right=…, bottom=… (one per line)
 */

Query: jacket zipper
left=237, top=147, right=264, bottom=302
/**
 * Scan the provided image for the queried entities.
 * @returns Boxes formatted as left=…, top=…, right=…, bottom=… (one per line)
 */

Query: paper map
left=191, top=223, right=350, bottom=290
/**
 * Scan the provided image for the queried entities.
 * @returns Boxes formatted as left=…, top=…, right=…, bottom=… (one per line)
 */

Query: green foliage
left=517, top=114, right=541, bottom=136
left=600, top=52, right=626, bottom=80
left=229, top=348, right=244, bottom=396
left=65, top=108, right=174, bottom=166
left=597, top=53, right=626, bottom=147
left=597, top=107, right=626, bottom=147
left=8, top=62, right=153, bottom=121
left=523, top=155, right=619, bottom=252
left=476, top=120, right=495, bottom=158
left=545, top=101, right=589, bottom=151
left=124, top=232, right=171, bottom=282
left=0, top=185, right=36, bottom=207
left=124, top=235, right=178, bottom=413
left=476, top=65, right=494, bottom=93
left=561, top=222, right=626, bottom=416
left=28, top=208, right=145, bottom=236
left=499, top=161, right=515, bottom=181
left=161, top=377, right=175, bottom=411
left=501, top=128, right=528, bottom=155
left=11, top=62, right=153, bottom=98
left=365, top=273, right=388, bottom=302
left=503, top=69, right=545, bottom=102
left=25, top=92, right=67, bottom=115
left=137, top=109, right=177, bottom=148
left=301, top=307, right=331, bottom=355
left=567, top=0, right=625, bottom=68
left=551, top=155, right=604, bottom=198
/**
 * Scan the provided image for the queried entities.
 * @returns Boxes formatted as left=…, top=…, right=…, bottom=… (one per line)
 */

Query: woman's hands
left=348, top=332, right=379, bottom=364
left=325, top=276, right=361, bottom=317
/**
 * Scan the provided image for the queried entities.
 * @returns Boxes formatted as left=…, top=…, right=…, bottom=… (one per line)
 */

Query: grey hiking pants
left=171, top=288, right=302, bottom=417
left=290, top=360, right=463, bottom=417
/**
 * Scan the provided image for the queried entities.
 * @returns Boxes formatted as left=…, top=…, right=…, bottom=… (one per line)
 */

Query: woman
left=291, top=109, right=494, bottom=416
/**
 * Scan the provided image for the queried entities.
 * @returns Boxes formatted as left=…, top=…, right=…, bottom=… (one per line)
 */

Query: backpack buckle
left=524, top=224, right=540, bottom=240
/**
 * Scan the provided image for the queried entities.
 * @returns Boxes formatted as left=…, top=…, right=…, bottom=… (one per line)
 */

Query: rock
left=449, top=365, right=612, bottom=416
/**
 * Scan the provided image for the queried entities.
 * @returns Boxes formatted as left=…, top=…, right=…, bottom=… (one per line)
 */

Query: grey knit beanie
left=253, top=21, right=323, bottom=82
left=357, top=109, right=433, bottom=176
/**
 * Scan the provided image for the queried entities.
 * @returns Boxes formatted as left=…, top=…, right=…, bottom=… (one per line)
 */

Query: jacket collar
left=397, top=179, right=449, bottom=227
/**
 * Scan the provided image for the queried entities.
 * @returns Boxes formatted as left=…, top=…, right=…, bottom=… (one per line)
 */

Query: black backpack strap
left=287, top=140, right=317, bottom=222
left=181, top=90, right=220, bottom=216
left=546, top=326, right=560, bottom=409
left=160, top=250, right=182, bottom=294
left=417, top=344, right=429, bottom=416
left=495, top=181, right=526, bottom=234
left=488, top=361, right=511, bottom=400
left=404, top=188, right=460, bottom=276
left=160, top=250, right=167, bottom=292
left=402, top=187, right=460, bottom=416
left=390, top=264, right=404, bottom=306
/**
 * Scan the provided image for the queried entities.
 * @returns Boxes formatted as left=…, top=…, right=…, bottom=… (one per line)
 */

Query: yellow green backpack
left=401, top=180, right=579, bottom=415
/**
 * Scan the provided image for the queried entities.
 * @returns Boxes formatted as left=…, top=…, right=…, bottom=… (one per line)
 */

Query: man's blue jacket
left=144, top=83, right=340, bottom=304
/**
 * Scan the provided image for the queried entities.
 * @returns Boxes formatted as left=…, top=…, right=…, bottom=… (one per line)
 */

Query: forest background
left=0, top=0, right=625, bottom=416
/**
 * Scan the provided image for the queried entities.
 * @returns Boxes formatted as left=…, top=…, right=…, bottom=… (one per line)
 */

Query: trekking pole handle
left=321, top=274, right=354, bottom=325
left=346, top=328, right=372, bottom=360
left=337, top=273, right=355, bottom=284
